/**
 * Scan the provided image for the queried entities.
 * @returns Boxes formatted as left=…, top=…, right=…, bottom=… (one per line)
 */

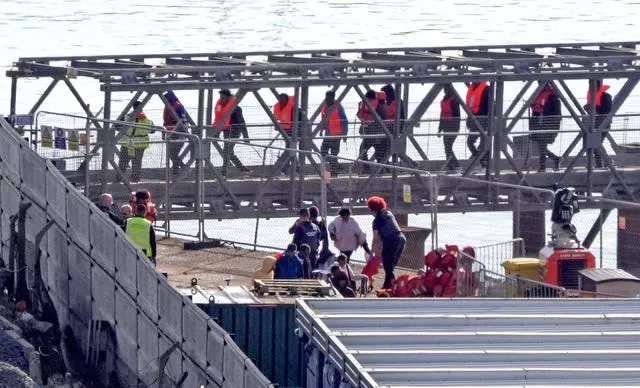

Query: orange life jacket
left=213, top=97, right=237, bottom=131
left=273, top=96, right=295, bottom=131
left=321, top=103, right=344, bottom=135
left=531, top=87, right=555, bottom=114
left=586, top=85, right=611, bottom=107
left=440, top=95, right=456, bottom=120
left=466, top=82, right=488, bottom=114
left=357, top=99, right=379, bottom=122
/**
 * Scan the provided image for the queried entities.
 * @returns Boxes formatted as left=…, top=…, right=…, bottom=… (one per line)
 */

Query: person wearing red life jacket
left=438, top=84, right=461, bottom=172
left=465, top=81, right=491, bottom=168
left=130, top=190, right=157, bottom=223
left=584, top=79, right=613, bottom=168
left=274, top=93, right=304, bottom=177
left=529, top=81, right=562, bottom=172
left=357, top=90, right=388, bottom=171
left=162, top=91, right=189, bottom=174
left=376, top=85, right=404, bottom=165
left=213, top=89, right=250, bottom=177
left=320, top=90, right=349, bottom=176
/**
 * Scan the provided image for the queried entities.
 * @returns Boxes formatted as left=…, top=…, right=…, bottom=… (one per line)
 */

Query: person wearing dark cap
left=213, top=89, right=251, bottom=177
left=309, top=205, right=328, bottom=250
left=320, top=90, right=349, bottom=176
left=274, top=93, right=304, bottom=177
left=274, top=243, right=304, bottom=279
left=327, top=207, right=370, bottom=261
left=162, top=91, right=189, bottom=174
left=118, top=100, right=154, bottom=182
left=292, top=208, right=321, bottom=269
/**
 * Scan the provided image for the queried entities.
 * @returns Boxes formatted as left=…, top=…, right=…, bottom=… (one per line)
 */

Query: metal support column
left=10, top=76, right=17, bottom=116
left=101, top=88, right=112, bottom=190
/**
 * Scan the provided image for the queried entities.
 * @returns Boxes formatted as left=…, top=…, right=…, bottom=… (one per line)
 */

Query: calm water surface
left=3, top=0, right=640, bottom=266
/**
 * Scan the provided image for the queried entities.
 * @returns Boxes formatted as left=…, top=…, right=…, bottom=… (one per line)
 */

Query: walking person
left=125, top=204, right=157, bottom=265
left=357, top=90, right=387, bottom=172
left=438, top=84, right=461, bottom=172
left=273, top=93, right=303, bottom=177
left=118, top=100, right=153, bottom=182
left=366, top=196, right=406, bottom=289
left=320, top=90, right=349, bottom=176
left=465, top=81, right=491, bottom=168
left=162, top=91, right=189, bottom=174
left=327, top=207, right=371, bottom=261
left=584, top=79, right=613, bottom=168
left=213, top=89, right=251, bottom=177
left=530, top=81, right=561, bottom=171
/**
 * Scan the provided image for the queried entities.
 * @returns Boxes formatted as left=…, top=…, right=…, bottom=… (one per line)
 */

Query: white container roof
left=295, top=298, right=640, bottom=387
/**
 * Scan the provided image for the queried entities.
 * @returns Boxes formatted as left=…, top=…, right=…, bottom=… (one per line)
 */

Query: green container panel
left=200, top=303, right=303, bottom=388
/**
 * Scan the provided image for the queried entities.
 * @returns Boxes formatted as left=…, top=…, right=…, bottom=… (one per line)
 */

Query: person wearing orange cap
left=366, top=196, right=406, bottom=289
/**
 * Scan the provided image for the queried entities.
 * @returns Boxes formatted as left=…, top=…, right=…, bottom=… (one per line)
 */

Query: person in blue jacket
left=274, top=243, right=304, bottom=280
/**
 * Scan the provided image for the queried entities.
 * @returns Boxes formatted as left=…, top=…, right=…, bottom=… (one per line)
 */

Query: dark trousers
left=281, top=136, right=296, bottom=174
left=118, top=147, right=145, bottom=181
left=221, top=128, right=246, bottom=175
left=381, top=235, right=407, bottom=289
left=467, top=132, right=489, bottom=168
left=321, top=137, right=342, bottom=175
left=167, top=139, right=186, bottom=172
left=442, top=131, right=459, bottom=169
left=536, top=141, right=559, bottom=170
left=593, top=132, right=607, bottom=168
left=373, top=137, right=390, bottom=164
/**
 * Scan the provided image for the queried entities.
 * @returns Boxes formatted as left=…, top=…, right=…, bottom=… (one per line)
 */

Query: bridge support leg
left=617, top=208, right=640, bottom=277
left=513, top=209, right=545, bottom=256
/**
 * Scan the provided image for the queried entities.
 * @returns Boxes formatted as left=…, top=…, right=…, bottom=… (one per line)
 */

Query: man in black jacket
left=97, top=193, right=124, bottom=227
left=292, top=208, right=321, bottom=269
left=530, top=82, right=562, bottom=172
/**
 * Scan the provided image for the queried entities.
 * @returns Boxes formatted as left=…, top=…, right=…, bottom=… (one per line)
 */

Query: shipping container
left=296, top=298, right=640, bottom=387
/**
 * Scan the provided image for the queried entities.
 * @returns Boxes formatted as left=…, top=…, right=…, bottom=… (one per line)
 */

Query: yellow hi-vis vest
left=125, top=216, right=152, bottom=257
left=118, top=115, right=153, bottom=155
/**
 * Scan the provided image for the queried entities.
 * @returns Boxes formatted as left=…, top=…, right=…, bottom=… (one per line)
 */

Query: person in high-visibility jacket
left=118, top=100, right=153, bottom=182
left=584, top=79, right=613, bottom=168
left=125, top=203, right=157, bottom=265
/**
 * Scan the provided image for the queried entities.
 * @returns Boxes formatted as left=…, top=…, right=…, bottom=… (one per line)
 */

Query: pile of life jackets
left=380, top=245, right=479, bottom=298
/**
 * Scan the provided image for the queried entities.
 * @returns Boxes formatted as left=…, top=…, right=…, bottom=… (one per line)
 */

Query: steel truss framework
left=7, top=41, right=640, bottom=219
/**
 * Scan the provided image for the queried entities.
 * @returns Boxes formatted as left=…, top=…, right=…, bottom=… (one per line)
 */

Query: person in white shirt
left=327, top=208, right=371, bottom=262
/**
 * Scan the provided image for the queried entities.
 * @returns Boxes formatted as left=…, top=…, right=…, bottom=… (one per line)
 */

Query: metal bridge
left=6, top=41, right=640, bottom=224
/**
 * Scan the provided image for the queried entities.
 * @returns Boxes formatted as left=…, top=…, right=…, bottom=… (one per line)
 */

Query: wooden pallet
left=253, top=279, right=333, bottom=297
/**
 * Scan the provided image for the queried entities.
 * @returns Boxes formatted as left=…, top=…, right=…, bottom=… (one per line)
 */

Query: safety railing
left=25, top=110, right=640, bottom=268
left=478, top=268, right=567, bottom=298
